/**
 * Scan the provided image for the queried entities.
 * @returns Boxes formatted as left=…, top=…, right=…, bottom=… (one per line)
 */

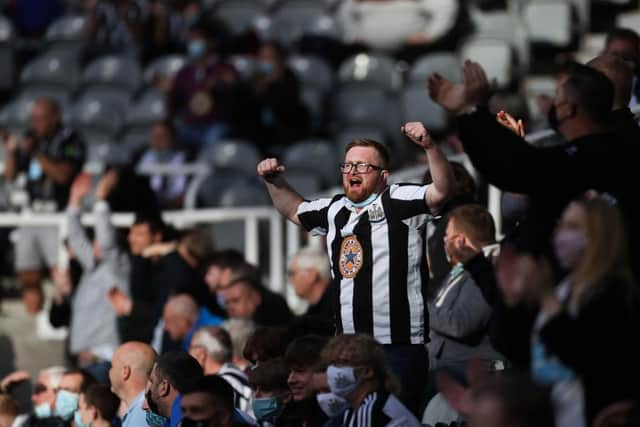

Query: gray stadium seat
left=269, top=2, right=327, bottom=45
left=82, top=55, right=142, bottom=93
left=196, top=171, right=247, bottom=207
left=20, top=50, right=80, bottom=92
left=459, top=37, right=514, bottom=89
left=229, top=55, right=258, bottom=81
left=218, top=181, right=269, bottom=207
left=300, top=86, right=325, bottom=131
left=401, top=84, right=450, bottom=134
left=409, top=53, right=462, bottom=84
left=523, top=0, right=572, bottom=48
left=77, top=88, right=131, bottom=114
left=332, top=85, right=391, bottom=128
left=45, top=14, right=85, bottom=52
left=288, top=55, right=333, bottom=93
left=121, top=129, right=149, bottom=157
left=69, top=95, right=124, bottom=141
left=284, top=140, right=337, bottom=186
left=125, top=89, right=166, bottom=130
left=198, top=140, right=261, bottom=175
left=215, top=1, right=265, bottom=34
left=143, top=55, right=186, bottom=85
left=285, top=171, right=322, bottom=196
left=335, top=126, right=387, bottom=154
left=337, top=53, right=401, bottom=93
left=303, top=13, right=342, bottom=40
left=0, top=15, right=14, bottom=91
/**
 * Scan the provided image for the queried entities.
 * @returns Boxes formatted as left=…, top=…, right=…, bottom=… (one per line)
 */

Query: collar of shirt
left=124, top=391, right=145, bottom=421
left=11, top=414, right=29, bottom=427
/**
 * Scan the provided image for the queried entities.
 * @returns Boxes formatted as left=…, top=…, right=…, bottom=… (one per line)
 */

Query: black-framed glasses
left=339, top=162, right=383, bottom=174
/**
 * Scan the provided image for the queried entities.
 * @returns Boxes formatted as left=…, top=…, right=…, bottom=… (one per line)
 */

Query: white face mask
left=553, top=229, right=587, bottom=270
left=316, top=392, right=349, bottom=418
left=326, top=365, right=359, bottom=398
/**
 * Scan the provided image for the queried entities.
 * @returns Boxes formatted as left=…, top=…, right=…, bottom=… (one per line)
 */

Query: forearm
left=67, top=208, right=95, bottom=269
left=264, top=178, right=303, bottom=225
left=3, top=154, right=17, bottom=181
left=37, top=155, right=76, bottom=184
left=94, top=200, right=116, bottom=252
left=424, top=145, right=454, bottom=213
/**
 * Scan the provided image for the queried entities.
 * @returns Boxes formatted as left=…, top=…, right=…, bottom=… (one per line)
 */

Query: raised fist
left=401, top=122, right=434, bottom=149
left=257, top=158, right=286, bottom=182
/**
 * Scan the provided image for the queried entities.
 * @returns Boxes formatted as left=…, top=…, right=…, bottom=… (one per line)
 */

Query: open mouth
left=349, top=177, right=362, bottom=189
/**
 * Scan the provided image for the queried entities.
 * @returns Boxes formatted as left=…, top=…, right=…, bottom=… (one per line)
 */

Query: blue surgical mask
left=346, top=193, right=378, bottom=209
left=326, top=365, right=359, bottom=398
left=316, top=392, right=349, bottom=418
left=145, top=410, right=168, bottom=427
left=74, top=410, right=91, bottom=427
left=188, top=39, right=207, bottom=60
left=34, top=403, right=52, bottom=419
left=54, top=390, right=79, bottom=420
left=251, top=397, right=280, bottom=422
left=28, top=158, right=43, bottom=181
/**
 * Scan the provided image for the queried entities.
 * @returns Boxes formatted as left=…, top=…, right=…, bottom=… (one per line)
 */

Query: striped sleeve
left=388, top=184, right=430, bottom=219
left=297, top=197, right=334, bottom=235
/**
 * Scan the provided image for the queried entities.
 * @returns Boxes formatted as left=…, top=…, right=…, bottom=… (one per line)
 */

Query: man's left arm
left=37, top=132, right=86, bottom=185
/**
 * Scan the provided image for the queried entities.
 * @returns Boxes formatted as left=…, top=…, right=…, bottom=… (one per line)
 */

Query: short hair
left=180, top=229, right=215, bottom=267
left=153, top=119, right=176, bottom=138
left=155, top=352, right=203, bottom=394
left=243, top=327, right=291, bottom=364
left=208, top=250, right=246, bottom=270
left=261, top=41, right=288, bottom=62
left=0, top=395, right=19, bottom=418
left=183, top=375, right=234, bottom=414
left=84, top=384, right=120, bottom=422
left=35, top=97, right=61, bottom=116
left=192, top=327, right=233, bottom=364
left=345, top=139, right=390, bottom=170
left=606, top=28, right=639, bottom=52
left=561, top=63, right=614, bottom=122
left=40, top=366, right=67, bottom=389
left=222, top=319, right=256, bottom=362
left=291, top=246, right=331, bottom=282
left=248, top=358, right=289, bottom=392
left=448, top=204, right=496, bottom=245
left=284, top=335, right=329, bottom=372
left=133, top=212, right=165, bottom=236
left=63, top=369, right=97, bottom=394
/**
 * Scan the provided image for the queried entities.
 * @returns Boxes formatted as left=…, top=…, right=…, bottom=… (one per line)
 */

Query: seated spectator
left=223, top=277, right=293, bottom=327
left=189, top=327, right=252, bottom=413
left=321, top=334, right=421, bottom=427
left=0, top=395, right=27, bottom=427
left=75, top=384, right=120, bottom=427
left=247, top=358, right=292, bottom=426
left=0, top=367, right=66, bottom=421
left=221, top=319, right=256, bottom=371
left=2, top=98, right=85, bottom=314
left=287, top=247, right=335, bottom=330
left=136, top=120, right=188, bottom=210
left=162, top=294, right=223, bottom=351
left=243, top=327, right=291, bottom=367
left=253, top=42, right=310, bottom=150
left=53, top=370, right=96, bottom=422
left=204, top=250, right=252, bottom=316
left=168, top=16, right=237, bottom=153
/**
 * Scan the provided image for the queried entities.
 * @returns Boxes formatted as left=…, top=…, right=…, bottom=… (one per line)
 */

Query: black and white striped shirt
left=297, top=184, right=431, bottom=344
left=341, top=392, right=422, bottom=427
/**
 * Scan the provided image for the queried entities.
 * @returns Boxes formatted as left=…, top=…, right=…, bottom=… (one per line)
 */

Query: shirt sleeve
left=49, top=130, right=86, bottom=166
left=388, top=184, right=430, bottom=221
left=296, top=197, right=334, bottom=236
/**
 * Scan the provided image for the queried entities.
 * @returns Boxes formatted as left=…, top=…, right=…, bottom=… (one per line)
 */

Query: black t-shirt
left=17, top=126, right=85, bottom=211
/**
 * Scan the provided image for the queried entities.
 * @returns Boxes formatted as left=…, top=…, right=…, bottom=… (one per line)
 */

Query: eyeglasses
left=339, top=162, right=383, bottom=174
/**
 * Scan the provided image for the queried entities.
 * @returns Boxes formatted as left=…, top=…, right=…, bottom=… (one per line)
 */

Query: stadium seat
left=81, top=55, right=142, bottom=93
left=20, top=50, right=80, bottom=92
left=332, top=84, right=392, bottom=128
left=338, top=53, right=402, bottom=92
left=121, top=129, right=149, bottom=158
left=285, top=171, right=322, bottom=196
left=229, top=55, right=258, bottom=81
left=269, top=1, right=327, bottom=46
left=69, top=95, right=125, bottom=142
left=409, top=53, right=462, bottom=84
left=616, top=11, right=640, bottom=30
left=303, top=13, right=343, bottom=40
left=45, top=14, right=85, bottom=53
left=215, top=1, right=266, bottom=34
left=299, top=86, right=326, bottom=131
left=335, top=126, right=387, bottom=155
left=0, top=15, right=14, bottom=91
left=459, top=37, right=515, bottom=88
left=77, top=88, right=131, bottom=115
left=143, top=54, right=186, bottom=85
left=288, top=55, right=334, bottom=93
left=125, top=89, right=166, bottom=131
left=523, top=75, right=556, bottom=123
left=284, top=140, right=337, bottom=187
left=217, top=181, right=270, bottom=207
left=195, top=171, right=248, bottom=207
left=523, top=0, right=572, bottom=48
left=401, top=84, right=450, bottom=135
left=198, top=140, right=261, bottom=175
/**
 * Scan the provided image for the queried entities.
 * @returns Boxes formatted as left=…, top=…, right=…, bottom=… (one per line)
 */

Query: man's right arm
left=257, top=158, right=303, bottom=225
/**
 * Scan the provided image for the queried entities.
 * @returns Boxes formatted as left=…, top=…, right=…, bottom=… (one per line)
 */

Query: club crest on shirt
left=368, top=202, right=385, bottom=222
left=339, top=236, right=363, bottom=279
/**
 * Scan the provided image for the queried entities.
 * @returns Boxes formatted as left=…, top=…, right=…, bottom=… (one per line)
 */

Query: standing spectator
left=75, top=385, right=120, bottom=427
left=322, top=334, right=421, bottom=427
left=136, top=120, right=188, bottom=210
left=222, top=277, right=293, bottom=327
left=0, top=395, right=27, bottom=427
left=253, top=42, right=310, bottom=150
left=204, top=250, right=247, bottom=316
left=221, top=319, right=256, bottom=371
left=3, top=98, right=85, bottom=314
left=601, top=28, right=639, bottom=107
left=257, top=123, right=454, bottom=415
left=53, top=370, right=96, bottom=422
left=162, top=294, right=223, bottom=351
left=109, top=342, right=157, bottom=427
left=0, top=367, right=66, bottom=421
left=168, top=17, right=236, bottom=152
left=248, top=358, right=292, bottom=426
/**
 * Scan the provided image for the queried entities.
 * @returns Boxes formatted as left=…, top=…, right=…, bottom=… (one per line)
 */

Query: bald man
left=162, top=294, right=223, bottom=351
left=588, top=53, right=633, bottom=112
left=109, top=342, right=157, bottom=427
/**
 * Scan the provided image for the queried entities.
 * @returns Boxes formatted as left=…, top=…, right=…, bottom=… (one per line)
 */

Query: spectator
left=0, top=367, right=65, bottom=421
left=321, top=334, right=421, bottom=427
left=3, top=98, right=85, bottom=314
left=168, top=16, right=237, bottom=152
left=258, top=124, right=454, bottom=415
left=282, top=336, right=330, bottom=427
left=162, top=294, right=223, bottom=351
left=204, top=250, right=252, bottom=317
left=109, top=342, right=157, bottom=427
left=247, top=358, right=292, bottom=426
left=136, top=120, right=188, bottom=210
left=223, top=277, right=293, bottom=327
left=143, top=352, right=202, bottom=427
left=75, top=385, right=120, bottom=427
left=221, top=319, right=256, bottom=371
left=601, top=28, right=639, bottom=107
left=66, top=172, right=129, bottom=374
left=287, top=247, right=335, bottom=330
left=188, top=327, right=252, bottom=413
left=54, top=370, right=96, bottom=422
left=0, top=395, right=26, bottom=427
left=253, top=42, right=310, bottom=150
left=243, top=327, right=291, bottom=367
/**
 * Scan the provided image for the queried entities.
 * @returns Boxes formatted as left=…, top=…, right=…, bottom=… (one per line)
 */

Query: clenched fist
left=401, top=122, right=434, bottom=149
left=257, top=158, right=286, bottom=183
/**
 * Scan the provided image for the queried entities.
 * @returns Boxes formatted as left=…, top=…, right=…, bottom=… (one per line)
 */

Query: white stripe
left=326, top=200, right=345, bottom=280
left=406, top=227, right=425, bottom=344
left=371, top=218, right=391, bottom=342
left=389, top=183, right=428, bottom=201
left=296, top=197, right=332, bottom=214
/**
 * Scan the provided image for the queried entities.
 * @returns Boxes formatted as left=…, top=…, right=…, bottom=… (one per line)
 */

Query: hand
left=401, top=122, right=434, bottom=149
left=406, top=32, right=430, bottom=45
left=437, top=372, right=473, bottom=417
left=496, top=111, right=525, bottom=137
left=52, top=268, right=73, bottom=300
left=448, top=235, right=481, bottom=264
left=1, top=371, right=31, bottom=392
left=428, top=73, right=466, bottom=113
left=108, top=287, right=133, bottom=316
left=95, top=169, right=119, bottom=201
left=257, top=158, right=286, bottom=183
left=462, top=60, right=492, bottom=108
left=69, top=173, right=93, bottom=208
left=3, top=133, right=17, bottom=152
left=142, top=242, right=176, bottom=258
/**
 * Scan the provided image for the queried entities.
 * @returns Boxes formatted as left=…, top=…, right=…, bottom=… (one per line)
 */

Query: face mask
left=188, top=39, right=207, bottom=60
left=346, top=193, right=378, bottom=209
left=145, top=389, right=162, bottom=416
left=326, top=365, right=359, bottom=398
left=145, top=410, right=168, bottom=427
left=547, top=104, right=560, bottom=132
left=28, top=158, right=43, bottom=181
left=74, top=410, right=91, bottom=427
left=180, top=417, right=207, bottom=427
left=251, top=397, right=280, bottom=422
left=54, top=390, right=79, bottom=420
left=34, top=403, right=52, bottom=419
left=316, top=393, right=349, bottom=418
left=258, top=61, right=274, bottom=75
left=553, top=229, right=587, bottom=270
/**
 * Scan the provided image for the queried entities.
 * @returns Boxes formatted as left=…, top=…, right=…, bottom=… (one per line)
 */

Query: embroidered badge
left=339, top=236, right=363, bottom=279
left=368, top=202, right=385, bottom=222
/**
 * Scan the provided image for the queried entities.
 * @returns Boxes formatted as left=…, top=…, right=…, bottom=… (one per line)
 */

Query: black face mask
left=547, top=104, right=560, bottom=131
left=146, top=389, right=161, bottom=415
left=181, top=418, right=215, bottom=427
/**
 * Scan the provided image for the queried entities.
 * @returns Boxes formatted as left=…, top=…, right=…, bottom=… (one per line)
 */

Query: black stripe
left=331, top=207, right=351, bottom=335
left=370, top=393, right=391, bottom=427
left=420, top=235, right=430, bottom=340
left=383, top=191, right=411, bottom=343
left=353, top=216, right=373, bottom=336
